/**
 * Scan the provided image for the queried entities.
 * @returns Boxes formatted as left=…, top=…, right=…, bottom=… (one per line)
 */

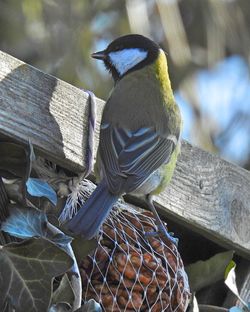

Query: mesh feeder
left=80, top=201, right=190, bottom=312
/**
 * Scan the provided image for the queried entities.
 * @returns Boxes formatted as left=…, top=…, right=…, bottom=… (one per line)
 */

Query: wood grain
left=0, top=50, right=250, bottom=258
left=156, top=141, right=250, bottom=257
left=0, top=50, right=103, bottom=171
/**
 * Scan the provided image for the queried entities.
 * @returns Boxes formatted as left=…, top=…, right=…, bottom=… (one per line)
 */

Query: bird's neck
left=154, top=49, right=175, bottom=105
left=104, top=50, right=179, bottom=134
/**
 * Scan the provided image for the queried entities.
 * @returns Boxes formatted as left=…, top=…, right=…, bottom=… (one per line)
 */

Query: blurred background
left=0, top=0, right=249, bottom=169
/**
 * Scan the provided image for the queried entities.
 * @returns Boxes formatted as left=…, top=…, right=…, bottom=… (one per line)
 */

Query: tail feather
left=67, top=181, right=119, bottom=239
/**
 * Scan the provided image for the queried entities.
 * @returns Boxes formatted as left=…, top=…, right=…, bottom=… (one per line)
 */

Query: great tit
left=67, top=34, right=182, bottom=242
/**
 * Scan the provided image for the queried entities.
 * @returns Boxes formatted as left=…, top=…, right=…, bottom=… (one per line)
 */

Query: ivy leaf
left=0, top=178, right=9, bottom=221
left=1, top=204, right=47, bottom=239
left=0, top=178, right=13, bottom=245
left=71, top=237, right=98, bottom=265
left=225, top=262, right=249, bottom=310
left=188, top=294, right=199, bottom=312
left=1, top=205, right=72, bottom=249
left=75, top=299, right=102, bottom=312
left=185, top=250, right=234, bottom=292
left=52, top=274, right=75, bottom=307
left=49, top=302, right=72, bottom=312
left=26, top=178, right=57, bottom=205
left=51, top=233, right=72, bottom=246
left=0, top=237, right=73, bottom=312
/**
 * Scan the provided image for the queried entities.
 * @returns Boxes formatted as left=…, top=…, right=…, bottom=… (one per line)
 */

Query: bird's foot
left=158, top=224, right=179, bottom=246
left=145, top=224, right=178, bottom=246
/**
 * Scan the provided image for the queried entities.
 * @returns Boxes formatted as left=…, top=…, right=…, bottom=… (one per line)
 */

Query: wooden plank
left=0, top=50, right=104, bottom=171
left=0, top=50, right=250, bottom=258
left=155, top=141, right=250, bottom=258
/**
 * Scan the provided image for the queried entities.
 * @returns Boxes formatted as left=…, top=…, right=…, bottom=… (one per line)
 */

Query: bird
left=67, top=34, right=182, bottom=244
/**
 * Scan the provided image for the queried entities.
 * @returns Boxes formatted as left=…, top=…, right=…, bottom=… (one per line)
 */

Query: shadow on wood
left=0, top=63, right=64, bottom=161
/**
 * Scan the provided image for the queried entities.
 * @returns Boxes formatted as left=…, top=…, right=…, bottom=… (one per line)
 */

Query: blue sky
left=176, top=55, right=250, bottom=165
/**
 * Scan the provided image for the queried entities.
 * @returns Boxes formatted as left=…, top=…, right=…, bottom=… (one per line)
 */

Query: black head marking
left=92, top=34, right=160, bottom=81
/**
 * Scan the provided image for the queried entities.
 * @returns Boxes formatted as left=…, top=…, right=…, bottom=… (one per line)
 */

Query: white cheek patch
left=109, top=48, right=148, bottom=76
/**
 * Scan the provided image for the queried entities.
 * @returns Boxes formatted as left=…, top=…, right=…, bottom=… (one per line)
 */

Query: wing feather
left=99, top=124, right=176, bottom=194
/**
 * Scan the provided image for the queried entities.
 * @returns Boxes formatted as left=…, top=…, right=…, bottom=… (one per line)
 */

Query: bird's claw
left=145, top=225, right=179, bottom=246
left=144, top=230, right=159, bottom=237
left=158, top=224, right=179, bottom=246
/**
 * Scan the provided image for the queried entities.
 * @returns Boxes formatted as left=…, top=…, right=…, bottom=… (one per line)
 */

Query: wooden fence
left=0, top=50, right=250, bottom=261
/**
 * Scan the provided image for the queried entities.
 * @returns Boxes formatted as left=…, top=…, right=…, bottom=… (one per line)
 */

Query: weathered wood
left=0, top=50, right=103, bottom=171
left=156, top=142, right=250, bottom=258
left=0, top=50, right=250, bottom=258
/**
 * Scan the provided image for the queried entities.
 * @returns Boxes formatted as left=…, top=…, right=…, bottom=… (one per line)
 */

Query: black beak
left=91, top=50, right=107, bottom=60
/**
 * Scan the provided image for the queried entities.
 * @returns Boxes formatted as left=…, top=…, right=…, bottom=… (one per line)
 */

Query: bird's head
left=91, top=34, right=160, bottom=81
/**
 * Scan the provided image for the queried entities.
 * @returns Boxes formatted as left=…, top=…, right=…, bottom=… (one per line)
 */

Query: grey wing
left=99, top=124, right=176, bottom=195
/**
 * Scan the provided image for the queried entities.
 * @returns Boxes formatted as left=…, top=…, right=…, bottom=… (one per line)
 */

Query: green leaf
left=26, top=178, right=57, bottom=205
left=2, top=300, right=14, bottom=312
left=189, top=294, right=199, bottom=312
left=225, top=263, right=249, bottom=310
left=185, top=250, right=234, bottom=291
left=0, top=237, right=73, bottom=312
left=49, top=302, right=72, bottom=312
left=0, top=141, right=35, bottom=204
left=71, top=237, right=98, bottom=265
left=225, top=260, right=236, bottom=279
left=1, top=205, right=72, bottom=248
left=52, top=274, right=75, bottom=306
left=75, top=299, right=102, bottom=312
left=51, top=233, right=72, bottom=247
left=1, top=204, right=47, bottom=239
left=0, top=178, right=9, bottom=221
